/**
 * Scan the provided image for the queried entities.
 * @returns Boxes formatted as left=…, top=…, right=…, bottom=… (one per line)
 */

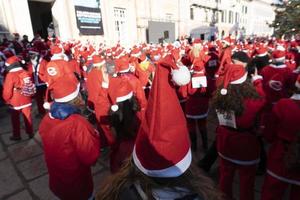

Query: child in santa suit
left=108, top=75, right=140, bottom=173
left=2, top=56, right=35, bottom=140
left=39, top=75, right=100, bottom=200
left=261, top=75, right=300, bottom=200
left=97, top=54, right=222, bottom=200
left=213, top=59, right=265, bottom=200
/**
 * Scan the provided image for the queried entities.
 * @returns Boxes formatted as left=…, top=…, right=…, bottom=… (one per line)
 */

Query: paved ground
left=0, top=104, right=283, bottom=200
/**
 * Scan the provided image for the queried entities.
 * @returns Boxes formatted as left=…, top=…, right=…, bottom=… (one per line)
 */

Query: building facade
left=0, top=0, right=275, bottom=46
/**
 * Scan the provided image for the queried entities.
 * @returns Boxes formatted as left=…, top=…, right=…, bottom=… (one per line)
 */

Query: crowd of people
left=0, top=32, right=300, bottom=200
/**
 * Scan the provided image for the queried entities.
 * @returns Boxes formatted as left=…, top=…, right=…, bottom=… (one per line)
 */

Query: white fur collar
left=269, top=64, right=287, bottom=69
left=291, top=94, right=300, bottom=100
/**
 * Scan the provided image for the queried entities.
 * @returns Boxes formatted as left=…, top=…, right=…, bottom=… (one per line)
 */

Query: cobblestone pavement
left=0, top=104, right=285, bottom=200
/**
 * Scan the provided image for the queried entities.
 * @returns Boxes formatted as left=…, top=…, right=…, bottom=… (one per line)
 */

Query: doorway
left=28, top=0, right=54, bottom=39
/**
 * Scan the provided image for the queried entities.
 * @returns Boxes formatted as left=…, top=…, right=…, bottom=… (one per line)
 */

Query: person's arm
left=2, top=74, right=14, bottom=103
left=72, top=118, right=100, bottom=166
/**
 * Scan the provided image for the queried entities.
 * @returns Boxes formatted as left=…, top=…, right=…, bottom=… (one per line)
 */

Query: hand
left=251, top=67, right=258, bottom=77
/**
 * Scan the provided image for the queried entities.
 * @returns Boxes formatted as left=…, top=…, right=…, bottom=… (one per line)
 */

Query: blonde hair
left=192, top=43, right=203, bottom=58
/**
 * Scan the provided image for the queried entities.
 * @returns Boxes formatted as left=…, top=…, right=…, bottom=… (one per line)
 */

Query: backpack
left=18, top=71, right=36, bottom=97
left=283, top=132, right=300, bottom=171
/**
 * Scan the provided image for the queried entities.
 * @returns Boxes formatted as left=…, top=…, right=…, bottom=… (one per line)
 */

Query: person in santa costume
left=260, top=74, right=300, bottom=200
left=114, top=55, right=147, bottom=121
left=97, top=54, right=222, bottom=200
left=212, top=60, right=265, bottom=200
left=39, top=75, right=100, bottom=200
left=2, top=56, right=35, bottom=140
left=108, top=74, right=140, bottom=173
left=180, top=58, right=216, bottom=152
left=27, top=48, right=48, bottom=116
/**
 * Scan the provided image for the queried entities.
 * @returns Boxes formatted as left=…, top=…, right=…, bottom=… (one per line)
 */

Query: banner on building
left=73, top=0, right=104, bottom=35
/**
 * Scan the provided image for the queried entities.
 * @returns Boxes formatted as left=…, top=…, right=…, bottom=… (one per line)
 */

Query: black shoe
left=9, top=136, right=21, bottom=141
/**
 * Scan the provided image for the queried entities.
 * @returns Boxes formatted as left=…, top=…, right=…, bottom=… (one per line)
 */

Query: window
left=166, top=13, right=173, bottom=21
left=229, top=11, right=233, bottom=24
left=245, top=6, right=247, bottom=14
left=190, top=7, right=194, bottom=20
left=205, top=10, right=208, bottom=22
left=114, top=8, right=127, bottom=42
left=221, top=10, right=227, bottom=23
left=235, top=12, right=239, bottom=23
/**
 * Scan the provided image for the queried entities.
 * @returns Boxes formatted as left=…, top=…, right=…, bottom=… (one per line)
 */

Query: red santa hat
left=272, top=50, right=286, bottom=63
left=133, top=55, right=191, bottom=177
left=114, top=56, right=130, bottom=73
left=256, top=46, right=268, bottom=57
left=223, top=36, right=232, bottom=46
left=108, top=76, right=133, bottom=112
left=92, top=55, right=105, bottom=66
left=5, top=55, right=20, bottom=66
left=130, top=47, right=141, bottom=57
left=43, top=75, right=80, bottom=109
left=50, top=45, right=63, bottom=55
left=220, top=64, right=248, bottom=95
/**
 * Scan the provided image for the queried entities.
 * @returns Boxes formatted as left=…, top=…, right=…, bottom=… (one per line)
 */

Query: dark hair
left=96, top=158, right=224, bottom=200
left=212, top=79, right=261, bottom=116
left=109, top=97, right=140, bottom=140
left=231, top=51, right=250, bottom=63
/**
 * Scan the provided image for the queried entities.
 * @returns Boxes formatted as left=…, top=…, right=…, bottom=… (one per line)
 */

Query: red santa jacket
left=260, top=64, right=293, bottom=104
left=217, top=96, right=265, bottom=164
left=180, top=73, right=216, bottom=118
left=264, top=95, right=300, bottom=184
left=2, top=67, right=32, bottom=109
left=39, top=113, right=100, bottom=200
left=86, top=67, right=103, bottom=110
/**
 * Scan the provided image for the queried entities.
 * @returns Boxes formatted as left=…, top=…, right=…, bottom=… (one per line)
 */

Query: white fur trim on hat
left=82, top=66, right=87, bottom=71
left=230, top=73, right=248, bottom=85
left=94, top=60, right=105, bottom=67
left=133, top=146, right=192, bottom=178
left=131, top=52, right=141, bottom=58
left=257, top=52, right=268, bottom=57
left=273, top=57, right=286, bottom=63
left=43, top=102, right=51, bottom=110
left=111, top=105, right=119, bottom=112
left=171, top=65, right=191, bottom=86
left=220, top=89, right=228, bottom=95
left=54, top=83, right=80, bottom=103
left=116, top=91, right=133, bottom=103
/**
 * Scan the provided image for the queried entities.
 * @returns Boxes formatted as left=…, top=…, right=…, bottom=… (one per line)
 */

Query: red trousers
left=10, top=106, right=33, bottom=137
left=261, top=174, right=300, bottom=200
left=219, top=158, right=257, bottom=200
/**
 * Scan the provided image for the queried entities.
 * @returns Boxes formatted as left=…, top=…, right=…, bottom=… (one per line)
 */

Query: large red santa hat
left=108, top=76, right=133, bottom=112
left=50, top=45, right=63, bottom=55
left=256, top=45, right=268, bottom=57
left=5, top=55, right=20, bottom=66
left=43, top=75, right=80, bottom=109
left=133, top=55, right=191, bottom=177
left=220, top=64, right=248, bottom=95
left=114, top=56, right=130, bottom=73
left=130, top=47, right=141, bottom=57
left=272, top=50, right=286, bottom=63
left=92, top=55, right=105, bottom=66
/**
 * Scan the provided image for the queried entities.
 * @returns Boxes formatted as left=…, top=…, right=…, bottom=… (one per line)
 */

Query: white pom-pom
left=43, top=102, right=51, bottom=110
left=220, top=89, right=228, bottom=95
left=82, top=66, right=87, bottom=71
left=21, top=60, right=26, bottom=64
left=171, top=65, right=191, bottom=86
left=111, top=105, right=119, bottom=112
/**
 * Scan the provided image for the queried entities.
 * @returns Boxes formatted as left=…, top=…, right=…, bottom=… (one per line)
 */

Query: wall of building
left=0, top=0, right=275, bottom=44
